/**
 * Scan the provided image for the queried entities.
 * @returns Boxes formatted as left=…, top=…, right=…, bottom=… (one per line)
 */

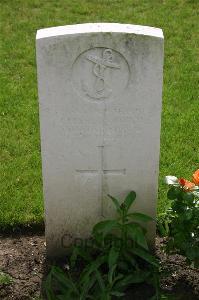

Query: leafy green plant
left=0, top=270, right=13, bottom=285
left=45, top=191, right=160, bottom=299
left=162, top=172, right=199, bottom=267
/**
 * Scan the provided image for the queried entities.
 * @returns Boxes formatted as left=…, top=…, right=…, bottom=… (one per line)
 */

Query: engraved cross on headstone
left=76, top=146, right=126, bottom=215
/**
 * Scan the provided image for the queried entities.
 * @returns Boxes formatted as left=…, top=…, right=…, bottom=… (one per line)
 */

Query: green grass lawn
left=0, top=0, right=198, bottom=230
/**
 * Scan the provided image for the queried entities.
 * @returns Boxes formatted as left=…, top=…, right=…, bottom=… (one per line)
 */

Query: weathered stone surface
left=36, top=23, right=164, bottom=256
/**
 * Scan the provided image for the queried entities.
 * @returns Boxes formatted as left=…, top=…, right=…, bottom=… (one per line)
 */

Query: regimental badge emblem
left=84, top=49, right=120, bottom=99
left=72, top=47, right=130, bottom=101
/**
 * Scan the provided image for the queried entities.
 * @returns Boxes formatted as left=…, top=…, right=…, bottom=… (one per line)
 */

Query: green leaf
left=108, top=246, right=120, bottom=270
left=45, top=270, right=56, bottom=300
left=70, top=246, right=92, bottom=267
left=80, top=255, right=107, bottom=280
left=108, top=264, right=117, bottom=284
left=122, top=251, right=137, bottom=267
left=80, top=272, right=97, bottom=299
left=167, top=187, right=179, bottom=200
left=114, top=271, right=150, bottom=289
left=127, top=212, right=154, bottom=223
left=110, top=291, right=125, bottom=297
left=182, top=192, right=194, bottom=202
left=131, top=248, right=159, bottom=267
left=117, top=261, right=129, bottom=271
left=95, top=270, right=106, bottom=292
left=108, top=194, right=122, bottom=214
left=112, top=273, right=125, bottom=284
left=126, top=223, right=148, bottom=250
left=0, top=271, right=13, bottom=285
left=93, top=220, right=119, bottom=237
left=157, top=222, right=168, bottom=237
left=123, top=191, right=136, bottom=212
left=183, top=210, right=193, bottom=221
left=57, top=296, right=71, bottom=300
left=51, top=267, right=79, bottom=295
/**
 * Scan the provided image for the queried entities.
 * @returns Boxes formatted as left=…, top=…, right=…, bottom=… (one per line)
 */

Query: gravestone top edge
left=36, top=23, right=164, bottom=40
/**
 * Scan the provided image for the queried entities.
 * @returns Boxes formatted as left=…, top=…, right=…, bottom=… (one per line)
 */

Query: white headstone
left=36, top=23, right=164, bottom=256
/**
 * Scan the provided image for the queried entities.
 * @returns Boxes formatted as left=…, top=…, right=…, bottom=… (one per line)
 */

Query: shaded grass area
left=0, top=0, right=198, bottom=230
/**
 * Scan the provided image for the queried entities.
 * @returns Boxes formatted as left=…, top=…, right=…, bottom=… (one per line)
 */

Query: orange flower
left=193, top=169, right=199, bottom=185
left=178, top=178, right=195, bottom=191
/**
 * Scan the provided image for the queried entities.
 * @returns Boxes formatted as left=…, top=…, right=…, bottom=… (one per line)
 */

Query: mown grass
left=0, top=0, right=198, bottom=230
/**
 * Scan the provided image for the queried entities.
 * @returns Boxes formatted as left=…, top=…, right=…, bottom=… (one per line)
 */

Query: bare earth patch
left=0, top=234, right=198, bottom=299
left=0, top=234, right=46, bottom=300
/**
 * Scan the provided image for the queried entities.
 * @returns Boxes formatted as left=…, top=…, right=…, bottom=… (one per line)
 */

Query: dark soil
left=0, top=233, right=198, bottom=299
left=0, top=233, right=46, bottom=300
